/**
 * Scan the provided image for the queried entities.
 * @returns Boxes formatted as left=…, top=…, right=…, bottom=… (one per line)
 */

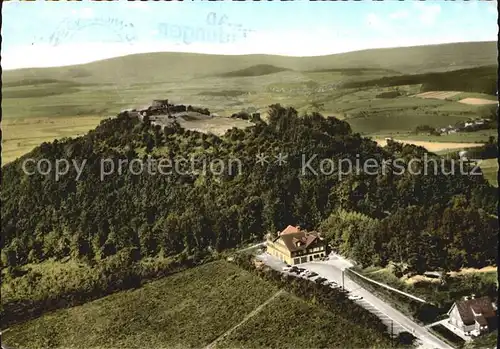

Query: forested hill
left=1, top=105, right=497, bottom=272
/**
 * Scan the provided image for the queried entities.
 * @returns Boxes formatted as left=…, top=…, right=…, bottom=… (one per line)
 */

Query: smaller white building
left=447, top=296, right=497, bottom=337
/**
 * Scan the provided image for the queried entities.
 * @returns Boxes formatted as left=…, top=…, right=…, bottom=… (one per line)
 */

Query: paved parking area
left=355, top=297, right=410, bottom=335
left=256, top=252, right=408, bottom=335
left=255, top=252, right=451, bottom=349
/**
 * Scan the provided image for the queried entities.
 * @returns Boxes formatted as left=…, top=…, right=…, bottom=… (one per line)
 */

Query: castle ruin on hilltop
left=119, top=99, right=212, bottom=125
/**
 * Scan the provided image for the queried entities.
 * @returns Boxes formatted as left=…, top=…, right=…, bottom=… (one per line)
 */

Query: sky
left=2, top=0, right=498, bottom=70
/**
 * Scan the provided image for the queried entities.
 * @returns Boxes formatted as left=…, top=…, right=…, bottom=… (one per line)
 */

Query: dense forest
left=341, top=65, right=497, bottom=95
left=2, top=104, right=497, bottom=271
left=1, top=104, right=498, bottom=325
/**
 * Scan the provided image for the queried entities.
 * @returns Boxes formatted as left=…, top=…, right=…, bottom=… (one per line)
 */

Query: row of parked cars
left=282, top=265, right=363, bottom=301
left=283, top=265, right=318, bottom=278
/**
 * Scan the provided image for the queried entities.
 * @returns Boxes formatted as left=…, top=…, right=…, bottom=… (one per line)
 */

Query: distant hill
left=218, top=64, right=290, bottom=77
left=309, top=67, right=400, bottom=76
left=341, top=65, right=498, bottom=94
left=3, top=41, right=496, bottom=84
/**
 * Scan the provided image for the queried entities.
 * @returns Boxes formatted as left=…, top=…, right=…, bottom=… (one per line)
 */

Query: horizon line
left=3, top=40, right=496, bottom=72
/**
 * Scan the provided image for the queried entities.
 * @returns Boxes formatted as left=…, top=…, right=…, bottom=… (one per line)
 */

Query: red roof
left=275, top=231, right=323, bottom=253
left=280, top=225, right=300, bottom=235
left=454, top=296, right=496, bottom=325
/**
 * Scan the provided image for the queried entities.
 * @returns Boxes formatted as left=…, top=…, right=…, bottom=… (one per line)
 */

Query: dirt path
left=458, top=98, right=498, bottom=105
left=204, top=290, right=284, bottom=349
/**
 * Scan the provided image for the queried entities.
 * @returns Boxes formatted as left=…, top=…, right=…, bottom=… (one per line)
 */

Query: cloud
left=80, top=8, right=95, bottom=19
left=6, top=23, right=479, bottom=71
left=487, top=2, right=497, bottom=15
left=366, top=13, right=384, bottom=30
left=414, top=3, right=441, bottom=25
left=389, top=10, right=409, bottom=20
left=2, top=30, right=491, bottom=71
left=124, top=2, right=150, bottom=11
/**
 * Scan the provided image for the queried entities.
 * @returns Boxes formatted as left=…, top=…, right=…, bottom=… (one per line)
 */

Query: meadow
left=216, top=292, right=392, bottom=349
left=477, top=158, right=499, bottom=187
left=2, top=116, right=106, bottom=164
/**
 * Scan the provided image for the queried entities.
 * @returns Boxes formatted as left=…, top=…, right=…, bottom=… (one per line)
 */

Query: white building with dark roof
left=447, top=296, right=497, bottom=337
left=266, top=225, right=327, bottom=265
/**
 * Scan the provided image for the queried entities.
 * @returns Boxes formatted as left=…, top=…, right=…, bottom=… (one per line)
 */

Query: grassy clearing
left=479, top=159, right=499, bottom=186
left=2, top=260, right=279, bottom=349
left=477, top=158, right=499, bottom=187
left=0, top=252, right=195, bottom=329
left=216, top=292, right=392, bottom=349
left=1, top=258, right=95, bottom=305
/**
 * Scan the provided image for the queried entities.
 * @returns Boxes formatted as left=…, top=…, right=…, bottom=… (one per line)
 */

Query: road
left=256, top=253, right=453, bottom=349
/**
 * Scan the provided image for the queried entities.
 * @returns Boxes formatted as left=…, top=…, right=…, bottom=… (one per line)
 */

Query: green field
left=2, top=261, right=278, bottom=349
left=2, top=41, right=498, bottom=164
left=2, top=116, right=107, bottom=164
left=216, top=292, right=391, bottom=349
left=2, top=260, right=394, bottom=349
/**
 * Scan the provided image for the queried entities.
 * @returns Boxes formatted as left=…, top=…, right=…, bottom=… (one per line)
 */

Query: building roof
left=281, top=225, right=301, bottom=235
left=453, top=296, right=496, bottom=325
left=475, top=315, right=488, bottom=326
left=274, top=226, right=324, bottom=252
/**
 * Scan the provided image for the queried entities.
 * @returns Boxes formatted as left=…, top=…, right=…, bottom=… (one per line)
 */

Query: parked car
left=315, top=277, right=327, bottom=284
left=307, top=272, right=318, bottom=278
left=348, top=295, right=363, bottom=300
left=282, top=266, right=292, bottom=272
